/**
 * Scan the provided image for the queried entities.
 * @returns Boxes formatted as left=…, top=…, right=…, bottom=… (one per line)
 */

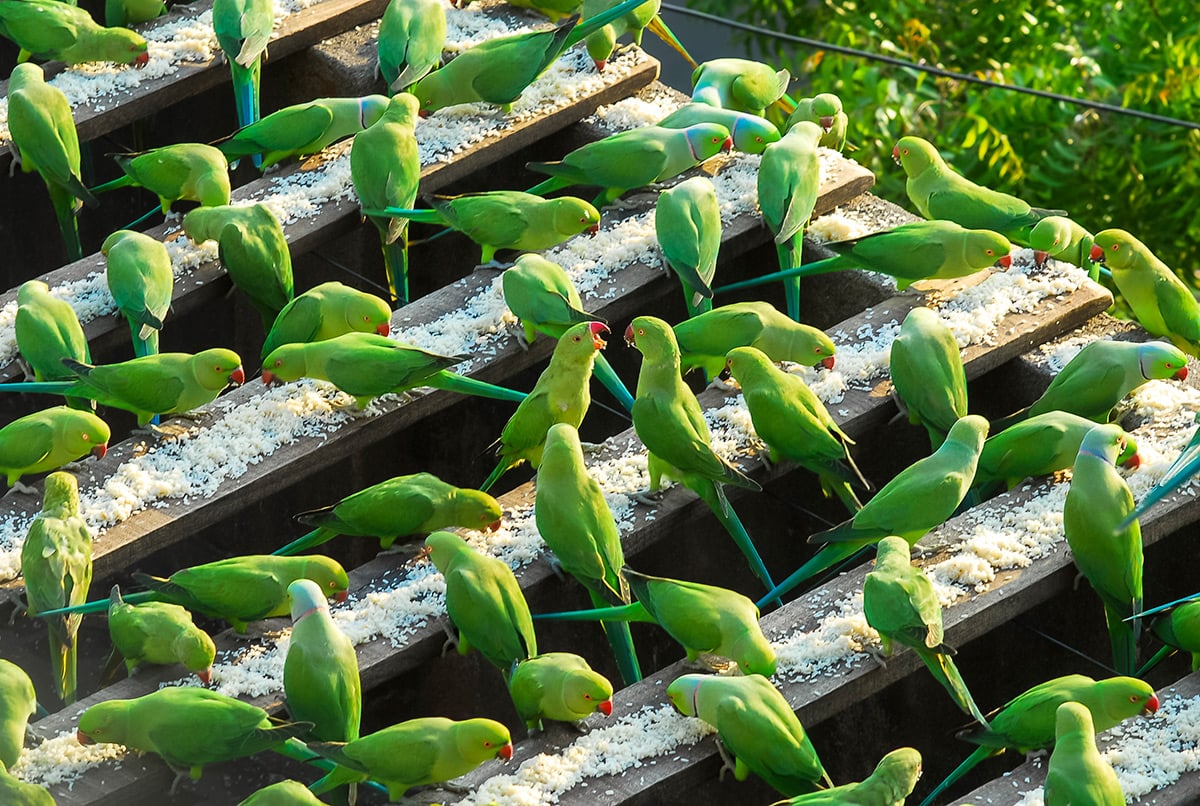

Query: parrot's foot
left=8, top=480, right=38, bottom=495
left=61, top=461, right=83, bottom=472
left=1072, top=571, right=1085, bottom=591
left=167, top=767, right=190, bottom=796
left=475, top=258, right=513, bottom=271
left=7, top=598, right=26, bottom=625
left=546, top=555, right=567, bottom=582
left=440, top=621, right=460, bottom=656
left=579, top=441, right=603, bottom=454
left=1024, top=748, right=1049, bottom=762
left=569, top=719, right=591, bottom=734
left=757, top=452, right=774, bottom=471
left=14, top=356, right=33, bottom=381
left=440, top=780, right=475, bottom=795
left=866, top=648, right=889, bottom=669
left=714, top=738, right=737, bottom=782
left=514, top=328, right=531, bottom=352
left=705, top=375, right=738, bottom=393
left=375, top=543, right=421, bottom=560
left=631, top=489, right=663, bottom=507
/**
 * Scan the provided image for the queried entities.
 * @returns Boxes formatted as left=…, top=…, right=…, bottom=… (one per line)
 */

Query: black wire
left=1015, top=618, right=1119, bottom=676
left=661, top=2, right=1200, bottom=131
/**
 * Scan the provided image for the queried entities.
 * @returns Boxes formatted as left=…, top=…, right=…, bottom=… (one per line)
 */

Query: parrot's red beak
left=1121, top=451, right=1141, bottom=469
left=587, top=224, right=599, bottom=237
left=819, top=115, right=834, bottom=132
left=821, top=356, right=836, bottom=370
left=594, top=59, right=607, bottom=71
left=262, top=370, right=276, bottom=386
left=418, top=109, right=430, bottom=119
left=721, top=136, right=734, bottom=152
left=376, top=322, right=391, bottom=337
left=134, top=52, right=149, bottom=69
left=1089, top=244, right=1105, bottom=262
left=1175, top=366, right=1189, bottom=380
left=76, top=730, right=94, bottom=745
left=598, top=699, right=613, bottom=716
left=230, top=367, right=246, bottom=386
left=1144, top=694, right=1160, bottom=715
left=92, top=443, right=108, bottom=460
left=197, top=667, right=212, bottom=685
left=334, top=590, right=349, bottom=604
left=498, top=742, right=514, bottom=761
left=996, top=254, right=1012, bottom=269
left=486, top=518, right=502, bottom=532
left=624, top=323, right=635, bottom=347
left=891, top=144, right=901, bottom=163
left=1033, top=250, right=1049, bottom=268
left=588, top=321, right=609, bottom=349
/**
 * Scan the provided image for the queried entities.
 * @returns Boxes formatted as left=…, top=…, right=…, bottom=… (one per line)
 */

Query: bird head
left=134, top=51, right=150, bottom=69
left=588, top=321, right=609, bottom=350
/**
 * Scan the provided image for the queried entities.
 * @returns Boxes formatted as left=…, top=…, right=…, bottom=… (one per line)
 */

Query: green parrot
left=14, top=280, right=92, bottom=410
left=261, top=331, right=526, bottom=410
left=21, top=471, right=92, bottom=705
left=42, top=554, right=349, bottom=632
left=409, top=0, right=655, bottom=115
left=508, top=652, right=614, bottom=732
left=481, top=321, right=608, bottom=491
left=715, top=219, right=1013, bottom=298
left=657, top=102, right=781, bottom=155
left=377, top=0, right=446, bottom=93
left=7, top=62, right=98, bottom=263
left=183, top=203, right=293, bottom=329
left=509, top=0, right=582, bottom=21
left=580, top=0, right=697, bottom=73
left=993, top=339, right=1189, bottom=430
left=284, top=579, right=361, bottom=743
left=892, top=135, right=1063, bottom=244
left=974, top=411, right=1139, bottom=496
left=1029, top=215, right=1095, bottom=274
left=261, top=281, right=392, bottom=361
left=274, top=471, right=502, bottom=556
left=107, top=585, right=215, bottom=683
left=105, top=0, right=166, bottom=27
left=864, top=536, right=988, bottom=725
left=426, top=530, right=537, bottom=680
left=725, top=345, right=867, bottom=513
left=364, top=190, right=601, bottom=268
left=667, top=673, right=832, bottom=796
left=773, top=747, right=922, bottom=806
left=0, top=349, right=245, bottom=427
left=784, top=93, right=848, bottom=152
left=1063, top=424, right=1144, bottom=675
left=213, top=0, right=273, bottom=132
left=0, top=762, right=54, bottom=806
left=0, top=406, right=109, bottom=492
left=673, top=300, right=836, bottom=382
left=0, top=658, right=36, bottom=769
left=525, top=123, right=732, bottom=208
left=1091, top=228, right=1200, bottom=357
left=77, top=687, right=313, bottom=791
left=238, top=779, right=328, bottom=805
left=218, top=94, right=391, bottom=170
left=758, top=120, right=822, bottom=320
left=690, top=57, right=791, bottom=117
left=889, top=306, right=968, bottom=450
left=350, top=93, right=420, bottom=304
left=625, top=315, right=776, bottom=592
left=307, top=716, right=513, bottom=800
left=919, top=674, right=1157, bottom=806
left=759, top=415, right=988, bottom=606
left=0, top=0, right=149, bottom=66
left=1043, top=701, right=1124, bottom=806
left=90, top=143, right=231, bottom=214
left=656, top=175, right=721, bottom=316
left=500, top=253, right=634, bottom=411
left=535, top=422, right=640, bottom=683
left=102, top=229, right=174, bottom=358
left=1119, top=410, right=1200, bottom=530
left=1144, top=600, right=1200, bottom=673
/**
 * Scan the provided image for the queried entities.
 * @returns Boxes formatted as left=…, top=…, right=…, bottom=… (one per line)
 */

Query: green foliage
left=691, top=0, right=1200, bottom=286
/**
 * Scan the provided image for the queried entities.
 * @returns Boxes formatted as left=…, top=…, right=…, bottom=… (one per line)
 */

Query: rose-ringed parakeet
left=364, top=190, right=601, bottom=268
left=77, top=687, right=314, bottom=793
left=218, top=95, right=390, bottom=170
left=102, top=230, right=174, bottom=358
left=284, top=579, right=361, bottom=743
left=350, top=93, right=420, bottom=304
left=426, top=531, right=537, bottom=680
left=107, top=585, right=215, bottom=683
left=14, top=280, right=92, bottom=409
left=725, top=346, right=867, bottom=513
left=1118, top=411, right=1200, bottom=530
left=21, top=472, right=91, bottom=705
left=1134, top=597, right=1200, bottom=675
left=261, top=331, right=526, bottom=410
left=1090, top=228, right=1200, bottom=357
left=90, top=143, right=231, bottom=214
left=377, top=0, right=446, bottom=93
left=715, top=219, right=1012, bottom=298
left=656, top=175, right=721, bottom=316
left=673, top=301, right=836, bottom=382
left=690, top=57, right=791, bottom=117
left=7, top=62, right=99, bottom=263
left=0, top=0, right=149, bottom=66
left=784, top=93, right=847, bottom=152
left=0, top=349, right=245, bottom=427
left=580, top=0, right=697, bottom=73
left=261, top=281, right=392, bottom=361
left=657, top=102, right=780, bottom=155
left=864, top=537, right=988, bottom=726
left=1043, top=701, right=1124, bottom=806
left=0, top=658, right=37, bottom=769
left=1063, top=424, right=1144, bottom=675
left=1030, top=215, right=1095, bottom=275
left=775, top=747, right=922, bottom=806
left=889, top=306, right=968, bottom=451
left=758, top=120, right=822, bottom=321
left=892, top=135, right=1064, bottom=244
left=481, top=322, right=608, bottom=491
left=500, top=254, right=634, bottom=411
left=667, top=673, right=832, bottom=796
left=274, top=471, right=501, bottom=556
left=238, top=779, right=328, bottom=805
left=526, top=123, right=732, bottom=209
left=307, top=716, right=513, bottom=799
left=509, top=0, right=582, bottom=21
left=0, top=761, right=54, bottom=806
left=0, top=406, right=109, bottom=493
left=919, top=674, right=1157, bottom=806
left=105, top=0, right=166, bottom=27
left=625, top=315, right=776, bottom=593
left=508, top=652, right=613, bottom=732
left=759, top=415, right=988, bottom=606
left=213, top=0, right=273, bottom=132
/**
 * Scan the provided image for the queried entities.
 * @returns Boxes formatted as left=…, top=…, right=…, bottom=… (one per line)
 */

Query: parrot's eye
left=363, top=315, right=370, bottom=322
left=483, top=741, right=493, bottom=748
left=82, top=433, right=90, bottom=441
left=638, top=328, right=645, bottom=336
left=1130, top=695, right=1140, bottom=703
left=755, top=136, right=763, bottom=143
left=274, top=360, right=283, bottom=368
left=583, top=693, right=592, bottom=700
left=328, top=581, right=336, bottom=589
left=1112, top=244, right=1121, bottom=251
left=901, top=148, right=908, bottom=155
left=573, top=335, right=582, bottom=342
left=985, top=249, right=995, bottom=256
left=579, top=216, right=588, bottom=224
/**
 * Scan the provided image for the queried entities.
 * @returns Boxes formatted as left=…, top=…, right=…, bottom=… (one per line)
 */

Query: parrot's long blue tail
left=38, top=590, right=159, bottom=618
left=755, top=542, right=867, bottom=609
left=0, top=380, right=77, bottom=395
left=565, top=0, right=660, bottom=48
left=273, top=527, right=332, bottom=556
left=534, top=601, right=653, bottom=622
left=918, top=746, right=997, bottom=806
left=593, top=353, right=635, bottom=413
left=360, top=206, right=444, bottom=225
left=645, top=14, right=699, bottom=68
left=708, top=483, right=779, bottom=603
left=1126, top=591, right=1200, bottom=622
left=426, top=370, right=528, bottom=403
left=712, top=254, right=843, bottom=296
left=775, top=240, right=803, bottom=322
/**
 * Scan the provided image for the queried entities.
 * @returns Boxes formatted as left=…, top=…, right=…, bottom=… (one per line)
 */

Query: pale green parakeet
left=1043, top=701, right=1124, bottom=806
left=1029, top=215, right=1094, bottom=272
left=102, top=229, right=174, bottom=358
left=284, top=579, right=361, bottom=743
left=508, top=652, right=613, bottom=731
left=14, top=280, right=92, bottom=410
left=656, top=175, right=722, bottom=316
left=757, top=120, right=821, bottom=321
left=657, top=102, right=780, bottom=154
left=784, top=93, right=847, bottom=152
left=377, top=0, right=447, bottom=92
left=0, top=406, right=109, bottom=491
left=775, top=747, right=923, bottom=806
left=107, top=585, right=215, bottom=683
left=261, top=281, right=393, bottom=361
left=0, top=658, right=37, bottom=769
left=213, top=0, right=273, bottom=132
left=91, top=143, right=231, bottom=213
left=237, top=779, right=327, bottom=805
left=690, top=57, right=790, bottom=116
left=219, top=95, right=390, bottom=170
left=889, top=306, right=968, bottom=451
left=509, top=0, right=582, bottom=21
left=0, top=0, right=148, bottom=66
left=105, top=0, right=165, bottom=28
left=0, top=761, right=54, bottom=805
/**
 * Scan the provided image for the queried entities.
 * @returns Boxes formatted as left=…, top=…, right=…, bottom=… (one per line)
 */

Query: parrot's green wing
left=0, top=419, right=54, bottom=472
left=713, top=682, right=828, bottom=796
left=161, top=564, right=287, bottom=621
left=0, top=659, right=37, bottom=770
left=69, top=359, right=188, bottom=414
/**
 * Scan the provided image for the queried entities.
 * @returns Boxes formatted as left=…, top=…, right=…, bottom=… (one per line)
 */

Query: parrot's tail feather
left=36, top=590, right=156, bottom=617
left=231, top=60, right=261, bottom=131
left=479, top=457, right=510, bottom=494
left=707, top=488, right=778, bottom=597
left=272, top=528, right=334, bottom=556
left=533, top=601, right=652, bottom=622
left=1136, top=644, right=1176, bottom=677
left=645, top=14, right=698, bottom=68
left=566, top=0, right=657, bottom=48
left=824, top=476, right=864, bottom=514
left=362, top=206, right=443, bottom=225
left=427, top=370, right=528, bottom=403
left=592, top=353, right=635, bottom=413
left=590, top=589, right=643, bottom=686
left=989, top=407, right=1029, bottom=434
left=88, top=174, right=133, bottom=195
left=1126, top=591, right=1200, bottom=622
left=1105, top=604, right=1140, bottom=676
left=48, top=628, right=78, bottom=705
left=47, top=182, right=84, bottom=262
left=0, top=381, right=78, bottom=394
left=121, top=205, right=162, bottom=231
left=755, top=542, right=865, bottom=608
left=711, top=254, right=843, bottom=295
left=382, top=236, right=409, bottom=306
left=523, top=175, right=570, bottom=197
left=927, top=652, right=989, bottom=728
left=918, top=746, right=997, bottom=806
